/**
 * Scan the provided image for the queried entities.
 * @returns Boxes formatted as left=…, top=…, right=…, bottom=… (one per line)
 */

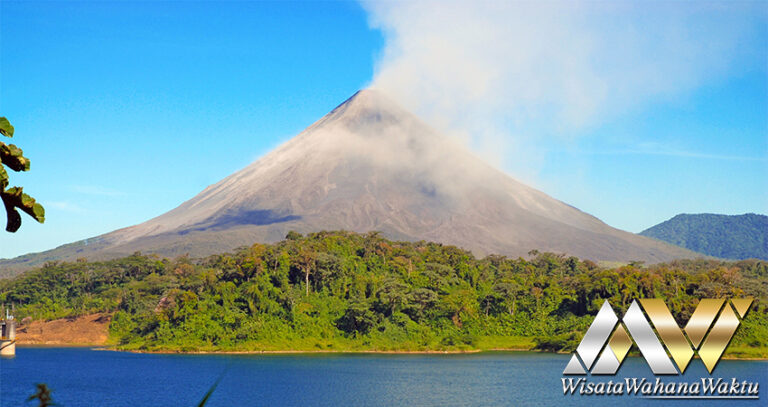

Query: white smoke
left=361, top=0, right=763, bottom=181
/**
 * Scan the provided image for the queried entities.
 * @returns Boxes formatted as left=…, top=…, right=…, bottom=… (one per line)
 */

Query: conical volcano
left=2, top=89, right=698, bottom=272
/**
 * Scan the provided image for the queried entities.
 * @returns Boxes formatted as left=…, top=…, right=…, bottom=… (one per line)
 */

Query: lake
left=1, top=348, right=765, bottom=406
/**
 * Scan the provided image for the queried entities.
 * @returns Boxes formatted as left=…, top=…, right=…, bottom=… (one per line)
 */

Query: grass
left=110, top=335, right=541, bottom=354
left=722, top=345, right=768, bottom=359
left=475, top=335, right=536, bottom=350
left=107, top=331, right=767, bottom=360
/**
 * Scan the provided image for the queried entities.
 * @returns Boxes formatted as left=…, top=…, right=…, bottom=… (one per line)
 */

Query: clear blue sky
left=1, top=1, right=766, bottom=258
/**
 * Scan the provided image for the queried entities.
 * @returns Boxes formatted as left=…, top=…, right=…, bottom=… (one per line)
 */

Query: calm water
left=0, top=347, right=765, bottom=406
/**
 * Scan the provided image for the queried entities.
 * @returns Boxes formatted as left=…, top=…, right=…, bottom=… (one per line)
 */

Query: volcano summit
left=1, top=90, right=697, bottom=272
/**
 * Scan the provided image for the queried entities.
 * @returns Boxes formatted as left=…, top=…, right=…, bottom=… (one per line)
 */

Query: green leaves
left=196, top=372, right=225, bottom=407
left=0, top=117, right=14, bottom=138
left=0, top=165, right=8, bottom=190
left=2, top=187, right=46, bottom=232
left=0, top=116, right=45, bottom=232
left=0, top=142, right=31, bottom=172
left=2, top=232, right=766, bottom=358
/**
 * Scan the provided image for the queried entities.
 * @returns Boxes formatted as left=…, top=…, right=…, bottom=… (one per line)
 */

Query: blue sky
left=0, top=1, right=766, bottom=258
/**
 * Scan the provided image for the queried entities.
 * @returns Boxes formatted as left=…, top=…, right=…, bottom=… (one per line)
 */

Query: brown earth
left=16, top=313, right=111, bottom=346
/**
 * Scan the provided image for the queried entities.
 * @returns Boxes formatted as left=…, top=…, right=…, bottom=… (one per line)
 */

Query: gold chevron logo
left=563, top=298, right=753, bottom=375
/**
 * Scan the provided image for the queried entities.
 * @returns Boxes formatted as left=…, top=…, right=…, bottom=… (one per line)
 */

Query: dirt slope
left=15, top=314, right=111, bottom=346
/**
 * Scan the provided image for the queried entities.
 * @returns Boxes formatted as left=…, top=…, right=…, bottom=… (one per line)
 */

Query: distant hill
left=640, top=213, right=768, bottom=260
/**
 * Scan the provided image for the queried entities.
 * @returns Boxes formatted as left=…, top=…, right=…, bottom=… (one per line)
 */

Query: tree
left=375, top=277, right=409, bottom=316
left=407, top=287, right=438, bottom=321
left=441, top=285, right=477, bottom=328
left=0, top=117, right=44, bottom=232
left=295, top=246, right=316, bottom=296
left=337, top=298, right=376, bottom=335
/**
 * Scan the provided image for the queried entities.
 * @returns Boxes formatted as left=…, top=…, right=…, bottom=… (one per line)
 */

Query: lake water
left=1, top=347, right=765, bottom=406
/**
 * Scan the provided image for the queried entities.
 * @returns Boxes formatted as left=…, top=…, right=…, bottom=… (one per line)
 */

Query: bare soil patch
left=16, top=314, right=111, bottom=346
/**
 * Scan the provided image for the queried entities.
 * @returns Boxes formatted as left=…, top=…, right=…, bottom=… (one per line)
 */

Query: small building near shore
left=1, top=309, right=17, bottom=357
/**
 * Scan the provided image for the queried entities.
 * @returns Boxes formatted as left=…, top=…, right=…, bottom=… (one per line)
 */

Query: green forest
left=1, top=231, right=766, bottom=357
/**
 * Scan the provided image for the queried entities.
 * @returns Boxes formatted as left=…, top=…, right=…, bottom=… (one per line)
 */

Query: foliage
left=26, top=380, right=215, bottom=407
left=0, top=116, right=45, bottom=232
left=27, top=383, right=55, bottom=407
left=196, top=375, right=223, bottom=407
left=641, top=213, right=768, bottom=260
left=1, top=231, right=766, bottom=355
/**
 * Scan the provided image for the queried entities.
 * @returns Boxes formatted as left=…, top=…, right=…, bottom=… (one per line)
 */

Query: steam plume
left=362, top=0, right=763, bottom=179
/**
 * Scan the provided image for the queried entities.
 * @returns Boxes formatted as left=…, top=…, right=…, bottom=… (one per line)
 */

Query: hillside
left=15, top=314, right=111, bottom=346
left=640, top=213, right=768, bottom=260
left=1, top=231, right=765, bottom=356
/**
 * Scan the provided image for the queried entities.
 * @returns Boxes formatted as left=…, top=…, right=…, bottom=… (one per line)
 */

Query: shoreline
left=107, top=347, right=536, bottom=355
left=16, top=344, right=768, bottom=360
left=17, top=344, right=548, bottom=355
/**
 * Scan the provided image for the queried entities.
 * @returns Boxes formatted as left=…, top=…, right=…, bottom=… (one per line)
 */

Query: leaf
left=196, top=382, right=219, bottom=407
left=1, top=187, right=45, bottom=231
left=19, top=192, right=45, bottom=222
left=0, top=165, right=7, bottom=190
left=5, top=205, right=21, bottom=232
left=0, top=117, right=13, bottom=138
left=0, top=142, right=30, bottom=172
left=196, top=372, right=225, bottom=407
left=32, top=202, right=45, bottom=223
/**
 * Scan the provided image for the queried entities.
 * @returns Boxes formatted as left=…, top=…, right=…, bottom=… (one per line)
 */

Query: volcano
left=1, top=90, right=698, bottom=273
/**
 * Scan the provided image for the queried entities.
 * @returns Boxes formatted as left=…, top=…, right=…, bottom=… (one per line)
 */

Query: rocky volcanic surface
left=1, top=90, right=699, bottom=274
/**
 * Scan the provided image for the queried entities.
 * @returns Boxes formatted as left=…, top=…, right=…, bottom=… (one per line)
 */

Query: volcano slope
left=0, top=90, right=699, bottom=275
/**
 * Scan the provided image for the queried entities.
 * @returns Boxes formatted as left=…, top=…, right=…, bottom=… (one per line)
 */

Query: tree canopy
left=1, top=231, right=765, bottom=356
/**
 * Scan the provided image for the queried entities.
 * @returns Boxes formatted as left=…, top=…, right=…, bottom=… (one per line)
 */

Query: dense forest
left=641, top=213, right=768, bottom=260
left=1, top=231, right=766, bottom=357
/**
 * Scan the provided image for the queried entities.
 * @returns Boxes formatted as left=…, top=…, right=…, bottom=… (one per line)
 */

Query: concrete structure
left=1, top=308, right=16, bottom=357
